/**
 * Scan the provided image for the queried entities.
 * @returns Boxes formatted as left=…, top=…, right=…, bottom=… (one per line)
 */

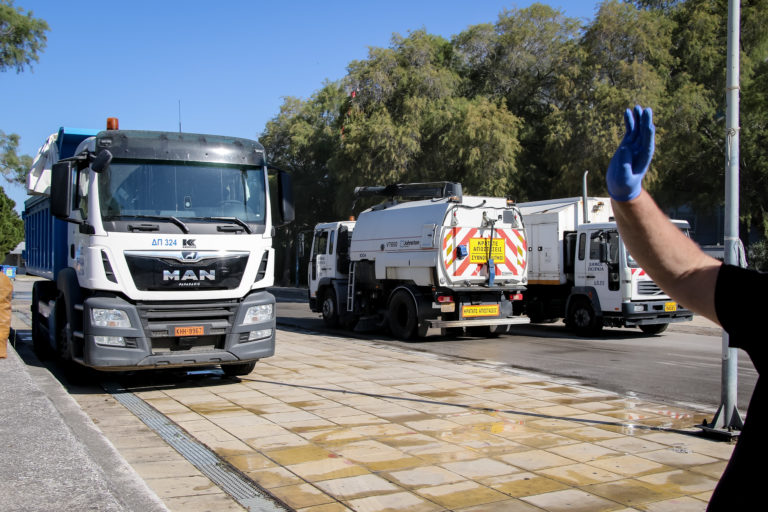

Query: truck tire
left=321, top=289, right=340, bottom=328
left=388, top=290, right=417, bottom=340
left=31, top=283, right=51, bottom=359
left=639, top=323, right=668, bottom=335
left=221, top=361, right=257, bottom=377
left=55, top=298, right=72, bottom=361
left=568, top=298, right=603, bottom=336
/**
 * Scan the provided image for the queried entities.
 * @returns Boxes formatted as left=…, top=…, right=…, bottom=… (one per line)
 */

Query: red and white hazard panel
left=443, top=227, right=527, bottom=279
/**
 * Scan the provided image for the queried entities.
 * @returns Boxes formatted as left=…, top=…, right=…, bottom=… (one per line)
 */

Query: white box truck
left=308, top=182, right=529, bottom=339
left=518, top=196, right=693, bottom=335
left=24, top=119, right=294, bottom=376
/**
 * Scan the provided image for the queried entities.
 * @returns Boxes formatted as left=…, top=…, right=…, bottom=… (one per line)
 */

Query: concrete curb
left=2, top=336, right=169, bottom=512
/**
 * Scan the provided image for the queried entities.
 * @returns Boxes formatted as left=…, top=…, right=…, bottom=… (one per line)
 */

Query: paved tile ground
left=71, top=328, right=732, bottom=512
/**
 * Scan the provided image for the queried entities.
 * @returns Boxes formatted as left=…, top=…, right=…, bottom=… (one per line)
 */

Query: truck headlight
left=91, top=308, right=131, bottom=328
left=243, top=304, right=273, bottom=324
left=633, top=304, right=647, bottom=312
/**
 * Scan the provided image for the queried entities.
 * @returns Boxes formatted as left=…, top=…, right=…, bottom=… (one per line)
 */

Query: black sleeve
left=715, top=264, right=768, bottom=372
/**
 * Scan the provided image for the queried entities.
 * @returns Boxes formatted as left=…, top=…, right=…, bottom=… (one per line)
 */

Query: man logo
left=163, top=269, right=216, bottom=281
left=183, top=239, right=196, bottom=248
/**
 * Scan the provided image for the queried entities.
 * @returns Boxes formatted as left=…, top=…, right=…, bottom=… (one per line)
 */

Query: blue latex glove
left=606, top=105, right=655, bottom=202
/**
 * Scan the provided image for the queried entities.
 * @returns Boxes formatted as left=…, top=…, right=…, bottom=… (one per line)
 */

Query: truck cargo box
left=23, top=194, right=67, bottom=280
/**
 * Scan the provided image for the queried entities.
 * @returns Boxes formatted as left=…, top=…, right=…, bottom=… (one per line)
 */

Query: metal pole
left=702, top=0, right=744, bottom=436
left=582, top=171, right=590, bottom=223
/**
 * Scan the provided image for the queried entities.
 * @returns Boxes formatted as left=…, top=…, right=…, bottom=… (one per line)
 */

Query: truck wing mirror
left=91, top=149, right=113, bottom=173
left=278, top=170, right=294, bottom=224
left=598, top=242, right=608, bottom=263
left=50, top=161, right=73, bottom=219
left=267, top=165, right=295, bottom=226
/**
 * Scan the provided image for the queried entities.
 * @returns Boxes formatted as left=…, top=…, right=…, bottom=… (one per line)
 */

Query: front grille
left=637, top=280, right=663, bottom=296
left=125, top=251, right=249, bottom=291
left=135, top=299, right=239, bottom=354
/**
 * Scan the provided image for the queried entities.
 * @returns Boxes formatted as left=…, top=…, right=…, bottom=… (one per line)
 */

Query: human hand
left=606, top=105, right=655, bottom=202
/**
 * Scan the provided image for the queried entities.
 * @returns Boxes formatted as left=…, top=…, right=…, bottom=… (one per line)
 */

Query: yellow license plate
left=174, top=325, right=204, bottom=336
left=664, top=302, right=677, bottom=312
left=469, top=238, right=505, bottom=263
left=462, top=305, right=500, bottom=317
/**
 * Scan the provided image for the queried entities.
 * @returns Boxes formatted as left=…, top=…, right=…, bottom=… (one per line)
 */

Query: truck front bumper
left=621, top=301, right=693, bottom=326
left=80, top=291, right=276, bottom=370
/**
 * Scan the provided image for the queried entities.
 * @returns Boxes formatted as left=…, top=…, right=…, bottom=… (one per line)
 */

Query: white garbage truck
left=517, top=195, right=693, bottom=335
left=23, top=119, right=294, bottom=375
left=308, top=182, right=529, bottom=339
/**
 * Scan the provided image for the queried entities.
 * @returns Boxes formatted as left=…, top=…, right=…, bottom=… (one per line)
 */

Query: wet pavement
left=7, top=277, right=734, bottom=511
left=81, top=328, right=732, bottom=512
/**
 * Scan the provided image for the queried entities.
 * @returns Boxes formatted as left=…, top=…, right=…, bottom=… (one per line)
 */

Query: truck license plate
left=664, top=302, right=677, bottom=312
left=173, top=326, right=205, bottom=336
left=462, top=305, right=500, bottom=317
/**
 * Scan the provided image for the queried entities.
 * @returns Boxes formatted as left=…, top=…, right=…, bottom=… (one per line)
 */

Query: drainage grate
left=102, top=381, right=288, bottom=512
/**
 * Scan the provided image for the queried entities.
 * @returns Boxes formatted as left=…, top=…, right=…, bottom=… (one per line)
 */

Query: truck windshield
left=98, top=161, right=266, bottom=223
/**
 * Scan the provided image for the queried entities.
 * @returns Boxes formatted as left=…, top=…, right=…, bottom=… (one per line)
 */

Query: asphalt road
left=272, top=290, right=758, bottom=415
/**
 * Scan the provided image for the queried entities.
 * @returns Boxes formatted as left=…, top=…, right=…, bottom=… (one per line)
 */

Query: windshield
left=98, top=161, right=266, bottom=223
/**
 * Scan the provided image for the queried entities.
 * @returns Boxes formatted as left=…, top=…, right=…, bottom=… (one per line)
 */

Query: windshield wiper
left=119, top=215, right=190, bottom=233
left=206, top=217, right=253, bottom=234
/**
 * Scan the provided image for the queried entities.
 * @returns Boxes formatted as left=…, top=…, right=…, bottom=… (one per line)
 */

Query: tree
left=531, top=1, right=673, bottom=199
left=1, top=130, right=32, bottom=184
left=1, top=1, right=49, bottom=241
left=641, top=0, right=768, bottom=240
left=0, top=186, right=23, bottom=259
left=0, top=0, right=48, bottom=73
left=454, top=4, right=584, bottom=200
left=260, top=82, right=348, bottom=284
left=336, top=29, right=522, bottom=209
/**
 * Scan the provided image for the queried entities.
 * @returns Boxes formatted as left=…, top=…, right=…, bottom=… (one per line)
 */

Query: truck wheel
left=639, top=323, right=668, bottom=335
left=55, top=300, right=72, bottom=361
left=322, top=289, right=340, bottom=328
left=221, top=361, right=257, bottom=377
left=568, top=298, right=603, bottom=336
left=31, top=283, right=51, bottom=359
left=388, top=290, right=417, bottom=340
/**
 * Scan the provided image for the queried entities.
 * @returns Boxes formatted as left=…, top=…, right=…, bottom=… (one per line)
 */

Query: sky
left=2, top=0, right=600, bottom=213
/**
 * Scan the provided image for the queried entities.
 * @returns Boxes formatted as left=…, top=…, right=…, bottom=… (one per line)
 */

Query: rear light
left=508, top=293, right=523, bottom=301
left=436, top=295, right=454, bottom=304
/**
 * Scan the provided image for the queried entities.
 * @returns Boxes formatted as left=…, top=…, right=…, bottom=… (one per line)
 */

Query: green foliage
left=0, top=0, right=49, bottom=73
left=748, top=239, right=768, bottom=271
left=1, top=1, right=48, bottom=263
left=1, top=130, right=32, bottom=184
left=258, top=0, right=768, bottom=283
left=0, top=185, right=23, bottom=259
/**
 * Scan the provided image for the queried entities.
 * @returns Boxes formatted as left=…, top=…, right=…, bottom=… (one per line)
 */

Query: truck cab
left=25, top=123, right=294, bottom=375
left=308, top=221, right=354, bottom=326
left=566, top=222, right=692, bottom=334
left=520, top=196, right=693, bottom=335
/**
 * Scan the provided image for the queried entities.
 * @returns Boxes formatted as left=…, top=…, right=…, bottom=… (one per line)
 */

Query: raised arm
left=606, top=106, right=722, bottom=324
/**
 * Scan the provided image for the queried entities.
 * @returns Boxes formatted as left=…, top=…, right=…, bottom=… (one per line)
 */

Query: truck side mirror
left=598, top=242, right=608, bottom=263
left=277, top=170, right=295, bottom=226
left=50, top=161, right=73, bottom=219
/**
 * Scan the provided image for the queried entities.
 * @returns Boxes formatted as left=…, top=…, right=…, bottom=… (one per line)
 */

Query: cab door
left=584, top=229, right=622, bottom=313
left=308, top=228, right=334, bottom=298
